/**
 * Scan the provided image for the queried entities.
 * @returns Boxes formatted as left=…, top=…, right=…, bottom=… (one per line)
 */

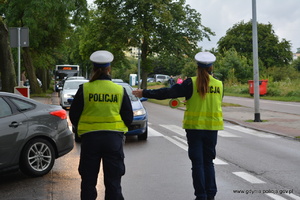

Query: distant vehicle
left=147, top=77, right=154, bottom=82
left=54, top=65, right=80, bottom=92
left=0, top=92, right=74, bottom=177
left=111, top=79, right=124, bottom=83
left=60, top=79, right=88, bottom=109
left=66, top=76, right=86, bottom=81
left=71, top=80, right=148, bottom=142
left=150, top=74, right=170, bottom=83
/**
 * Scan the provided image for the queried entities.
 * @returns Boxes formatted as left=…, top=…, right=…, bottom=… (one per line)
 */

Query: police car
left=114, top=81, right=148, bottom=140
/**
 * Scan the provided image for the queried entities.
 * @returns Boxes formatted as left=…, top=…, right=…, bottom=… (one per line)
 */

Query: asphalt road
left=0, top=98, right=300, bottom=200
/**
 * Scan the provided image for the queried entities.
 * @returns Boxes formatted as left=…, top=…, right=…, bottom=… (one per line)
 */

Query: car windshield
left=63, top=81, right=86, bottom=89
left=121, top=84, right=138, bottom=101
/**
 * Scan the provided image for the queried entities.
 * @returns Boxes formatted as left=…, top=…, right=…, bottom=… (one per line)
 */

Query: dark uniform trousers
left=79, top=131, right=125, bottom=200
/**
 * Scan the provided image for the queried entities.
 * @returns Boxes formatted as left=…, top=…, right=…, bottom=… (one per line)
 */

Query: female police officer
left=132, top=52, right=223, bottom=200
left=69, top=50, right=133, bottom=200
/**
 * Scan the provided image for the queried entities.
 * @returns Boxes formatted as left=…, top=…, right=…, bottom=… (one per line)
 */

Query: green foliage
left=291, top=56, right=300, bottom=71
left=225, top=77, right=300, bottom=101
left=218, top=20, right=293, bottom=69
left=181, top=60, right=197, bottom=78
left=91, top=0, right=214, bottom=88
left=214, top=48, right=252, bottom=83
left=262, top=65, right=300, bottom=82
left=224, top=82, right=249, bottom=95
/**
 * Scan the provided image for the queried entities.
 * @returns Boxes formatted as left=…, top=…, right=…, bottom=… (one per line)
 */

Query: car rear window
left=0, top=97, right=12, bottom=117
left=10, top=98, right=35, bottom=111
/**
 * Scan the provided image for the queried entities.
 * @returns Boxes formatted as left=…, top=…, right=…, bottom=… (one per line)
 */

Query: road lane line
left=226, top=125, right=278, bottom=138
left=285, top=193, right=300, bottom=200
left=173, top=136, right=187, bottom=144
left=233, top=172, right=265, bottom=184
left=168, top=136, right=228, bottom=165
left=164, top=135, right=188, bottom=151
left=148, top=127, right=164, bottom=137
left=160, top=124, right=186, bottom=136
left=214, top=158, right=228, bottom=165
left=265, top=193, right=288, bottom=200
left=218, top=130, right=241, bottom=137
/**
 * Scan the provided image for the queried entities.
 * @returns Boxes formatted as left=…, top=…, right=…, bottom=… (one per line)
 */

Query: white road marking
left=233, top=172, right=265, bottom=184
left=148, top=127, right=164, bottom=137
left=265, top=193, right=288, bottom=200
left=173, top=136, right=187, bottom=145
left=167, top=136, right=228, bottom=165
left=226, top=125, right=279, bottom=138
left=160, top=124, right=186, bottom=136
left=218, top=130, right=241, bottom=137
left=285, top=193, right=300, bottom=200
left=164, top=135, right=188, bottom=151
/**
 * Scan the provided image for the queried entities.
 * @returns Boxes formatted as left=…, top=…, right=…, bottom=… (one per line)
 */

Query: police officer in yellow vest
left=132, top=52, right=223, bottom=200
left=69, top=50, right=133, bottom=200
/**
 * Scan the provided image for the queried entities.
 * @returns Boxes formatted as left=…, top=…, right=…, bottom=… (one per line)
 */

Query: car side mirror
left=140, top=97, right=148, bottom=102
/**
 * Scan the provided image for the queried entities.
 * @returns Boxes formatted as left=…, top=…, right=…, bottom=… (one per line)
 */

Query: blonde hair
left=196, top=66, right=213, bottom=99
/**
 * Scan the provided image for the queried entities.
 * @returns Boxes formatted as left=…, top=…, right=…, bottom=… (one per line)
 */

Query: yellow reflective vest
left=183, top=76, right=224, bottom=130
left=77, top=80, right=128, bottom=136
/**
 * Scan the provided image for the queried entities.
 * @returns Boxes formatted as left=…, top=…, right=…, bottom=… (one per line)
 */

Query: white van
left=154, top=74, right=170, bottom=83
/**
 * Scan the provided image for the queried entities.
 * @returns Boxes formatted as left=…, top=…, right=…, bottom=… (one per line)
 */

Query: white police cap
left=195, top=52, right=216, bottom=68
left=90, top=50, right=114, bottom=67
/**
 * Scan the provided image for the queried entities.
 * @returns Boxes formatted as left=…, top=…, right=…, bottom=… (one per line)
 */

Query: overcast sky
left=87, top=0, right=300, bottom=53
left=186, top=0, right=300, bottom=53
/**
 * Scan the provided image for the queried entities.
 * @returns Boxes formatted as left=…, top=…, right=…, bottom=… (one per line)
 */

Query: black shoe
left=207, top=197, right=215, bottom=200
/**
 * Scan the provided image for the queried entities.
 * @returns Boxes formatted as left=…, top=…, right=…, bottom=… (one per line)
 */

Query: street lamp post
left=137, top=48, right=141, bottom=89
left=252, top=0, right=261, bottom=122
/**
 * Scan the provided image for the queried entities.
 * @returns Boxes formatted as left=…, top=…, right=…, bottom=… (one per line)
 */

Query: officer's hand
left=132, top=89, right=143, bottom=98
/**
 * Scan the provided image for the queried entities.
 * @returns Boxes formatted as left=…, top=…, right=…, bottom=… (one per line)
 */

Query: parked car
left=71, top=81, right=148, bottom=142
left=147, top=77, right=154, bottom=82
left=0, top=92, right=74, bottom=177
left=155, top=74, right=170, bottom=82
left=148, top=74, right=170, bottom=83
left=60, top=79, right=88, bottom=109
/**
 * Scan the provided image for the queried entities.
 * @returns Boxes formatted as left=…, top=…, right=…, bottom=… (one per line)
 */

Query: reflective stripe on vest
left=183, top=76, right=224, bottom=130
left=78, top=80, right=128, bottom=136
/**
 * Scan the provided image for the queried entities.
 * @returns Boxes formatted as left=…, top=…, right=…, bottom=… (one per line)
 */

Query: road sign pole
left=18, top=27, right=21, bottom=86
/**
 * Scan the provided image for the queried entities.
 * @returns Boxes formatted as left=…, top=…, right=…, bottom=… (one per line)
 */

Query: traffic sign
left=9, top=27, right=29, bottom=47
left=14, top=86, right=30, bottom=98
left=169, top=98, right=181, bottom=108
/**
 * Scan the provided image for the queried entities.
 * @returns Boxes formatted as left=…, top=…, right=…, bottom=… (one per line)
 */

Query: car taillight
left=50, top=110, right=67, bottom=119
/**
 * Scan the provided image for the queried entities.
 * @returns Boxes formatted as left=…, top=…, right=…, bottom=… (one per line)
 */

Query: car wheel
left=20, top=138, right=55, bottom=177
left=138, top=127, right=148, bottom=140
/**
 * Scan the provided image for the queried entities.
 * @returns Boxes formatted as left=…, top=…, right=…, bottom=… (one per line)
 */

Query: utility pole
left=252, top=0, right=261, bottom=122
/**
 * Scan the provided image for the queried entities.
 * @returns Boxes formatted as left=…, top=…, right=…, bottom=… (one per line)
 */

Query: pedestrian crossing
left=148, top=124, right=300, bottom=200
left=148, top=123, right=280, bottom=166
left=148, top=123, right=279, bottom=139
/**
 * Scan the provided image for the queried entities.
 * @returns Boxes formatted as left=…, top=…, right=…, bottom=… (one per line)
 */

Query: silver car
left=0, top=92, right=74, bottom=177
left=60, top=79, right=88, bottom=109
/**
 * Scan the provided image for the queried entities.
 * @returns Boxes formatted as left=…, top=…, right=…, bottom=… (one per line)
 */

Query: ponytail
left=90, top=66, right=110, bottom=82
left=196, top=66, right=213, bottom=99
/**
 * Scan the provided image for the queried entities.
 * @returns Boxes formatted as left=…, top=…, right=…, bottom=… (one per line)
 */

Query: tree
left=0, top=17, right=17, bottom=92
left=218, top=20, right=293, bottom=69
left=87, top=0, right=214, bottom=88
left=1, top=0, right=88, bottom=93
left=214, top=48, right=252, bottom=83
left=291, top=56, right=300, bottom=72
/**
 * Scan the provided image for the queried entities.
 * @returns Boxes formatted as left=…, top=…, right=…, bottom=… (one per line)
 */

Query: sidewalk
left=222, top=106, right=300, bottom=139
left=31, top=94, right=300, bottom=140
